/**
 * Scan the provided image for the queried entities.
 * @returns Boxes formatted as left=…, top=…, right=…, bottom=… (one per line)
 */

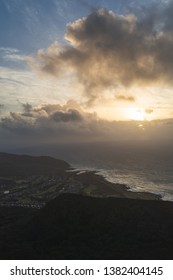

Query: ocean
left=65, top=142, right=173, bottom=202
left=23, top=141, right=173, bottom=202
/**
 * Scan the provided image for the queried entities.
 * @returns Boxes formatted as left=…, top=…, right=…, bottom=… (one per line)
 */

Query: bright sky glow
left=1, top=0, right=173, bottom=150
left=127, top=108, right=146, bottom=121
left=0, top=0, right=172, bottom=119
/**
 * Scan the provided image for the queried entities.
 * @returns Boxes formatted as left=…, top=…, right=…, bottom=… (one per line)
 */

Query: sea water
left=70, top=154, right=173, bottom=202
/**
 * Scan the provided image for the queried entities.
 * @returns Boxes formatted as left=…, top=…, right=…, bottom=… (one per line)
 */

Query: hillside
left=0, top=193, right=173, bottom=259
left=0, top=152, right=70, bottom=176
left=0, top=152, right=160, bottom=209
left=0, top=152, right=172, bottom=260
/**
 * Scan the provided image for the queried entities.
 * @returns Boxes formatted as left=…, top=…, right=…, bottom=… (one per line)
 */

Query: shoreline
left=68, top=168, right=161, bottom=201
left=69, top=163, right=173, bottom=202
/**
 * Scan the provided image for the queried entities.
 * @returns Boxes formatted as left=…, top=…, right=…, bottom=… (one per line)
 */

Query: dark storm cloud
left=1, top=112, right=32, bottom=133
left=28, top=2, right=173, bottom=103
left=0, top=102, right=109, bottom=146
left=21, top=103, right=33, bottom=117
left=0, top=102, right=97, bottom=136
left=50, top=109, right=83, bottom=122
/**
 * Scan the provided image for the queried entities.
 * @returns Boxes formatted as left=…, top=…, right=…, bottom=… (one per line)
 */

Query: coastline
left=68, top=169, right=161, bottom=201
left=1, top=153, right=173, bottom=260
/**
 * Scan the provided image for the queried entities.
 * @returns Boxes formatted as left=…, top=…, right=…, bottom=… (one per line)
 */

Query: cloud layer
left=1, top=101, right=173, bottom=153
left=28, top=3, right=173, bottom=103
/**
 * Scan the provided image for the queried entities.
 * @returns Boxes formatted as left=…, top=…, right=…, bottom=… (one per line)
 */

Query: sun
left=127, top=108, right=146, bottom=121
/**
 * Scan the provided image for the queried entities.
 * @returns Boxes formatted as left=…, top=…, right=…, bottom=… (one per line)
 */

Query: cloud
left=0, top=47, right=25, bottom=63
left=145, top=108, right=153, bottom=114
left=1, top=111, right=33, bottom=133
left=116, top=95, right=135, bottom=102
left=27, top=3, right=173, bottom=104
left=0, top=102, right=104, bottom=145
left=36, top=99, right=83, bottom=115
left=0, top=101, right=143, bottom=145
left=21, top=103, right=33, bottom=117
left=1, top=101, right=173, bottom=152
left=1, top=101, right=94, bottom=128
left=50, top=109, right=83, bottom=122
left=0, top=104, right=5, bottom=114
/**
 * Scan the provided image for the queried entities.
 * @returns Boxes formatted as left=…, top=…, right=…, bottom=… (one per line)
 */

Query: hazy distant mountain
left=0, top=152, right=70, bottom=176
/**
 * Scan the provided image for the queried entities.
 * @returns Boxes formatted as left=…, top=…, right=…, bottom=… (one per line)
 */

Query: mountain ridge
left=0, top=152, right=70, bottom=176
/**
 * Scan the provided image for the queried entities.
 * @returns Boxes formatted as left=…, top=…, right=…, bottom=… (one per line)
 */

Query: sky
left=1, top=0, right=173, bottom=153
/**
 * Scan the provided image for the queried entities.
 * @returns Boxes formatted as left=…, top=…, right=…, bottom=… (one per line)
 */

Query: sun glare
left=127, top=108, right=146, bottom=121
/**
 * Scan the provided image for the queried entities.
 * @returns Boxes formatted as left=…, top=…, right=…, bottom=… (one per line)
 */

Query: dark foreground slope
left=0, top=194, right=173, bottom=260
